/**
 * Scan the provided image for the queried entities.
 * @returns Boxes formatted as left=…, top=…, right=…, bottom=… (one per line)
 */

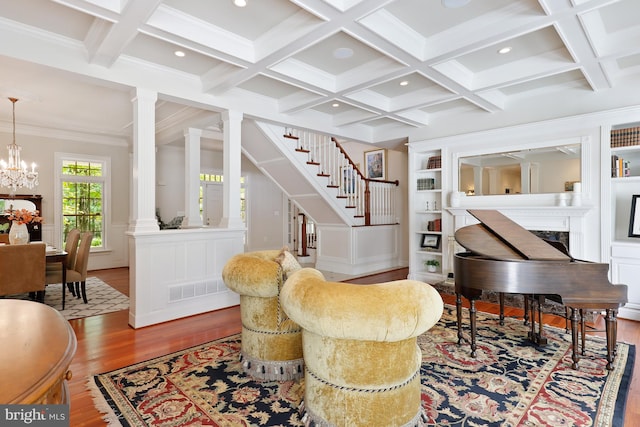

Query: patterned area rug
left=89, top=305, right=634, bottom=427
left=12, top=277, right=129, bottom=320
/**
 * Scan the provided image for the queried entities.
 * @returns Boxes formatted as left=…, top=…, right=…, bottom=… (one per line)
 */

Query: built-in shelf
left=409, top=149, right=445, bottom=283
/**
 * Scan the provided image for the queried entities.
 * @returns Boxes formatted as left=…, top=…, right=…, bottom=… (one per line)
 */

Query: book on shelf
left=416, top=177, right=435, bottom=190
left=426, top=218, right=441, bottom=232
left=425, top=155, right=441, bottom=169
left=611, top=127, right=640, bottom=148
left=611, top=155, right=631, bottom=177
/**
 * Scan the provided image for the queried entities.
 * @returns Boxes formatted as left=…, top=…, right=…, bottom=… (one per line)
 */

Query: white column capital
left=131, top=87, right=157, bottom=103
left=222, top=110, right=243, bottom=122
left=184, top=127, right=203, bottom=138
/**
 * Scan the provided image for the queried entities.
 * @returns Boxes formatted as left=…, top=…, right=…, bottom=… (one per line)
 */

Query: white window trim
left=54, top=152, right=111, bottom=250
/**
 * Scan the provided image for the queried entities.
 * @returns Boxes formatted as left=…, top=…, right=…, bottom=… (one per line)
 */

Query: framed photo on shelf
left=629, top=194, right=640, bottom=237
left=420, top=234, right=441, bottom=249
left=364, top=149, right=386, bottom=180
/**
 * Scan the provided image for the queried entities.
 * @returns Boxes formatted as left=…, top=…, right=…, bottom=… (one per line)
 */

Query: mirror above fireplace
left=458, top=143, right=581, bottom=196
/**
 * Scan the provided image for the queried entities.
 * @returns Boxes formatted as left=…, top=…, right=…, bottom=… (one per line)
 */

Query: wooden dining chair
left=46, top=230, right=91, bottom=309
left=46, top=228, right=80, bottom=297
left=67, top=231, right=93, bottom=304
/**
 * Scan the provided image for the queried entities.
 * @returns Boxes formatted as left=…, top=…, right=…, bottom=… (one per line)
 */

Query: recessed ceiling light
left=174, top=50, right=186, bottom=57
left=498, top=46, right=512, bottom=54
left=399, top=80, right=409, bottom=86
left=234, top=0, right=247, bottom=7
left=332, top=103, right=340, bottom=108
left=442, top=0, right=471, bottom=8
left=333, top=47, right=353, bottom=59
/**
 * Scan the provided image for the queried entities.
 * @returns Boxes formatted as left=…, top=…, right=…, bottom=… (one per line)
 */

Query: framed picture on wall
left=629, top=194, right=640, bottom=237
left=364, top=149, right=386, bottom=180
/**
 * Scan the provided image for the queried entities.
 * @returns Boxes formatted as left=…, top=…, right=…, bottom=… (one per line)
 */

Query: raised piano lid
left=455, top=209, right=571, bottom=262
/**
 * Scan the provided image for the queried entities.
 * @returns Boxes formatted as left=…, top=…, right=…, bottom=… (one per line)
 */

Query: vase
left=9, top=221, right=29, bottom=245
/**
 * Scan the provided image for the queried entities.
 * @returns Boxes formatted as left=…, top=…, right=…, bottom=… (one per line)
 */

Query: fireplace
left=530, top=230, right=570, bottom=251
left=447, top=206, right=590, bottom=259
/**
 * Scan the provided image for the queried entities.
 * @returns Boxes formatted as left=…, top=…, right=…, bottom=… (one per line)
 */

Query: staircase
left=242, top=120, right=401, bottom=275
left=242, top=121, right=399, bottom=227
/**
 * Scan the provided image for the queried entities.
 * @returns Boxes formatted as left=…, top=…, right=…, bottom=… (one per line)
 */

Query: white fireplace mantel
left=447, top=206, right=592, bottom=259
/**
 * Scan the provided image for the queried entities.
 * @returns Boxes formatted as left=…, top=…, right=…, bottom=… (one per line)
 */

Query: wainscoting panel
left=127, top=227, right=244, bottom=328
left=315, top=224, right=400, bottom=275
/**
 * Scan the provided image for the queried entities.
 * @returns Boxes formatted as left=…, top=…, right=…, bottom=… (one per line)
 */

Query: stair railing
left=284, top=129, right=399, bottom=226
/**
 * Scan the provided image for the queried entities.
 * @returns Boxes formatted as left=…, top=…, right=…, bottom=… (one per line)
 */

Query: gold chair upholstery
left=222, top=248, right=304, bottom=381
left=281, top=268, right=444, bottom=427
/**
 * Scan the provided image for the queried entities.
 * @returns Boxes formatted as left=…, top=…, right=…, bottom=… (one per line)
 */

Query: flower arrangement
left=7, top=208, right=43, bottom=225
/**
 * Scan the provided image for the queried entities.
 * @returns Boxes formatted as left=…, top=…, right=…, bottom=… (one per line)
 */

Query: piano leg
left=456, top=293, right=464, bottom=345
left=605, top=309, right=617, bottom=371
left=499, top=293, right=505, bottom=325
left=527, top=295, right=548, bottom=346
left=536, top=296, right=547, bottom=345
left=469, top=299, right=477, bottom=357
left=580, top=309, right=586, bottom=356
left=570, top=307, right=580, bottom=369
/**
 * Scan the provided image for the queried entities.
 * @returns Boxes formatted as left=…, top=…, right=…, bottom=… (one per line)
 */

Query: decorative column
left=473, top=166, right=483, bottom=195
left=518, top=161, right=530, bottom=194
left=219, top=110, right=245, bottom=228
left=182, top=128, right=203, bottom=228
left=129, top=88, right=159, bottom=232
left=487, top=168, right=499, bottom=195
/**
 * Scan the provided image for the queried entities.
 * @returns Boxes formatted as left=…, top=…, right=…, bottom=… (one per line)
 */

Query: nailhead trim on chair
left=239, top=352, right=304, bottom=381
left=305, top=365, right=419, bottom=394
left=241, top=323, right=302, bottom=335
left=300, top=403, right=427, bottom=427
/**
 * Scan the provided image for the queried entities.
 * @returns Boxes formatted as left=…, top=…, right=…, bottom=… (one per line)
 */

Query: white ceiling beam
left=86, top=0, right=163, bottom=67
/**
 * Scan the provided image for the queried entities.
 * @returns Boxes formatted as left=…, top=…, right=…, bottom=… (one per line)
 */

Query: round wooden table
left=0, top=300, right=77, bottom=403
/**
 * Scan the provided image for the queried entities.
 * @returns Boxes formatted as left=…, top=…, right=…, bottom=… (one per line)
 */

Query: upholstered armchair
left=222, top=248, right=304, bottom=381
left=281, top=267, right=444, bottom=427
left=0, top=242, right=46, bottom=301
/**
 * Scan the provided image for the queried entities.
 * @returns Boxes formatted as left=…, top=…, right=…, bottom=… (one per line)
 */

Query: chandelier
left=0, top=97, right=38, bottom=194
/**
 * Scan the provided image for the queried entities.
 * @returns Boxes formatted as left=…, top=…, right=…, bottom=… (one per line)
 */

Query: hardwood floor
left=69, top=267, right=640, bottom=426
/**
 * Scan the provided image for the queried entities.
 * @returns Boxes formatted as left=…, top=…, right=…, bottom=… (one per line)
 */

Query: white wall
left=155, top=144, right=288, bottom=253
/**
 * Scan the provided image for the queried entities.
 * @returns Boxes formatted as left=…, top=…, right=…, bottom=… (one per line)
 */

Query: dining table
left=46, top=246, right=68, bottom=309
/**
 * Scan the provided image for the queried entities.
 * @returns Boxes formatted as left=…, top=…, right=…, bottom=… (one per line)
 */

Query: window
left=199, top=173, right=246, bottom=224
left=55, top=154, right=110, bottom=249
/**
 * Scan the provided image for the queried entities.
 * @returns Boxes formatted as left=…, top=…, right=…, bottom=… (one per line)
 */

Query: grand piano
left=453, top=209, right=628, bottom=370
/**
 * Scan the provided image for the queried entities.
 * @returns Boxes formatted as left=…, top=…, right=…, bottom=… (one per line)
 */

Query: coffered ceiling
left=0, top=0, right=639, bottom=148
